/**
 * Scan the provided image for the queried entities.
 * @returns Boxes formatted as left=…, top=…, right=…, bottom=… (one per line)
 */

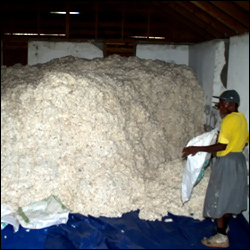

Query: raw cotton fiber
left=1, top=55, right=209, bottom=221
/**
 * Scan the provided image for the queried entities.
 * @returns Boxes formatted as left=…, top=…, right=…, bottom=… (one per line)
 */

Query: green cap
left=213, top=89, right=240, bottom=105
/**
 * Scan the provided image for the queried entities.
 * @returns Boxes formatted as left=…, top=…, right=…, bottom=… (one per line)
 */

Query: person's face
left=219, top=99, right=235, bottom=116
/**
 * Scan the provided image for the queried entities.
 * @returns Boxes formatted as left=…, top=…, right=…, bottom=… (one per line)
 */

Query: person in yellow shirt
left=182, top=89, right=249, bottom=248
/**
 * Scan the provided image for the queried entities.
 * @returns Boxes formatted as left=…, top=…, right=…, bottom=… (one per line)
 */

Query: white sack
left=1, top=204, right=19, bottom=232
left=182, top=128, right=219, bottom=203
left=16, top=195, right=70, bottom=229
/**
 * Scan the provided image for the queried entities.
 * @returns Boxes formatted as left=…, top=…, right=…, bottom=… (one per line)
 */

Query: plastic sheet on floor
left=1, top=210, right=249, bottom=249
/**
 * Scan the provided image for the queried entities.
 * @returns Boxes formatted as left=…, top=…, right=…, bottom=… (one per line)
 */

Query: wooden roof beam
left=165, top=1, right=223, bottom=39
left=175, top=1, right=236, bottom=38
left=233, top=1, right=249, bottom=11
left=152, top=2, right=213, bottom=41
left=191, top=1, right=248, bottom=35
left=210, top=1, right=249, bottom=28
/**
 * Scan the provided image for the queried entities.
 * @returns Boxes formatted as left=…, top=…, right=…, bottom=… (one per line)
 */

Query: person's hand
left=182, top=146, right=199, bottom=158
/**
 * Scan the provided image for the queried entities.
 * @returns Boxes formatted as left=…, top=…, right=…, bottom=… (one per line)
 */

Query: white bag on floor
left=1, top=204, right=19, bottom=232
left=16, top=195, right=71, bottom=229
left=182, top=128, right=219, bottom=203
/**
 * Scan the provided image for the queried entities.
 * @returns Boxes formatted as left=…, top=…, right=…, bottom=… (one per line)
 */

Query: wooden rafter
left=191, top=1, right=248, bottom=35
left=175, top=1, right=236, bottom=38
left=233, top=1, right=249, bottom=11
left=163, top=1, right=223, bottom=39
left=210, top=1, right=249, bottom=28
left=1, top=1, right=249, bottom=43
left=152, top=2, right=213, bottom=40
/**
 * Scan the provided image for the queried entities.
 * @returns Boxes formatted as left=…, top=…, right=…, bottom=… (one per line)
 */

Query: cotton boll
left=1, top=55, right=207, bottom=221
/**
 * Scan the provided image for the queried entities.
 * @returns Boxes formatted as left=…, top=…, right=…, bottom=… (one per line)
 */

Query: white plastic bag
left=1, top=204, right=20, bottom=232
left=182, top=128, right=219, bottom=203
left=16, top=195, right=71, bottom=229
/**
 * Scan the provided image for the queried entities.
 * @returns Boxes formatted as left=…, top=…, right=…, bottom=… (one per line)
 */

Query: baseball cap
left=213, top=89, right=240, bottom=105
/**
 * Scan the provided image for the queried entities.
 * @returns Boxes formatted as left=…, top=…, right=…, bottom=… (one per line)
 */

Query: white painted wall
left=136, top=44, right=189, bottom=66
left=227, top=33, right=249, bottom=132
left=189, top=40, right=226, bottom=130
left=227, top=33, right=249, bottom=222
left=28, top=41, right=103, bottom=65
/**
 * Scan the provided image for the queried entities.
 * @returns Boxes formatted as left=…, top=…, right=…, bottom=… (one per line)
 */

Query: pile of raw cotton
left=1, top=55, right=209, bottom=221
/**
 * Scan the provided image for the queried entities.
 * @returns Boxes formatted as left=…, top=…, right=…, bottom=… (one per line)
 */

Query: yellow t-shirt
left=217, top=112, right=249, bottom=157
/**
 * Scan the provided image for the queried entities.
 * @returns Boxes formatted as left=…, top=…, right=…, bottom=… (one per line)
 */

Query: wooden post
left=147, top=2, right=150, bottom=39
left=172, top=2, right=175, bottom=42
left=95, top=2, right=98, bottom=39
left=37, top=8, right=40, bottom=36
left=121, top=1, right=124, bottom=40
left=10, top=10, right=13, bottom=36
left=66, top=1, right=70, bottom=39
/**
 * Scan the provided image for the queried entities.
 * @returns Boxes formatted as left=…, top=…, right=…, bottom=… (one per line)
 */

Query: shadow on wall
left=204, top=104, right=219, bottom=131
left=220, top=40, right=230, bottom=89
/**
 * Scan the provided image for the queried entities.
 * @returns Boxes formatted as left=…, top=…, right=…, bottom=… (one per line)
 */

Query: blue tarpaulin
left=1, top=210, right=249, bottom=249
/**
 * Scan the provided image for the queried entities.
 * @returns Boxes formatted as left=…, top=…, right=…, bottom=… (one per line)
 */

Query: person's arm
left=182, top=143, right=227, bottom=158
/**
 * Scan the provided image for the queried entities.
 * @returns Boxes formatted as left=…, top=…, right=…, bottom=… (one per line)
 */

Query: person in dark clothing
left=182, top=89, right=249, bottom=248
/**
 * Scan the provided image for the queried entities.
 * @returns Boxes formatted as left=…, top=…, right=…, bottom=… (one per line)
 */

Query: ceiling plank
left=1, top=1, right=249, bottom=43
left=167, top=1, right=224, bottom=39
left=210, top=1, right=249, bottom=28
left=152, top=2, right=213, bottom=41
left=233, top=1, right=249, bottom=11
left=176, top=1, right=236, bottom=38
left=191, top=1, right=248, bottom=35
